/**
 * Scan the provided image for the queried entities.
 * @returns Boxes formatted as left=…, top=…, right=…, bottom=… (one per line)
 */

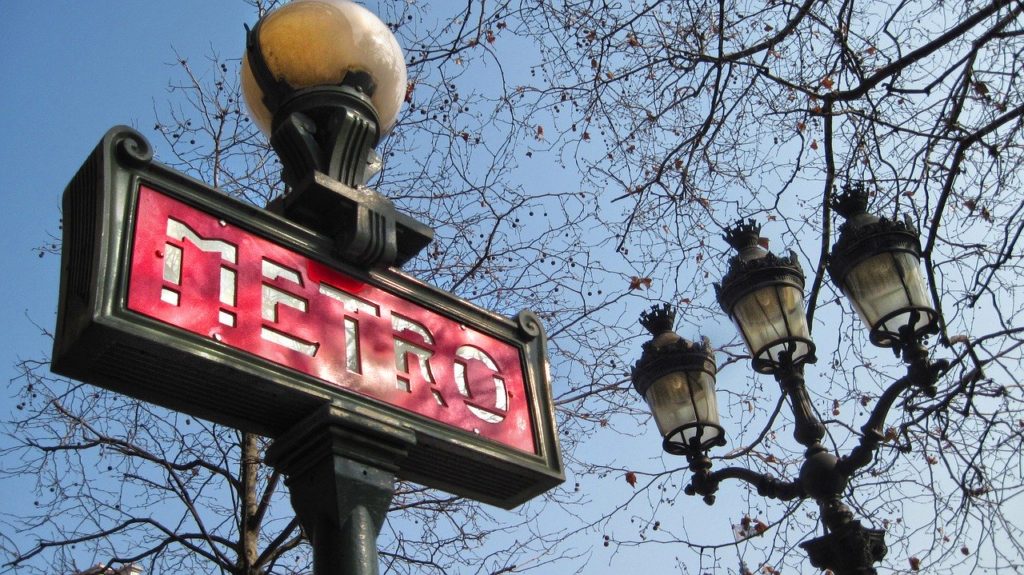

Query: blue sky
left=0, top=0, right=256, bottom=561
left=0, top=2, right=256, bottom=373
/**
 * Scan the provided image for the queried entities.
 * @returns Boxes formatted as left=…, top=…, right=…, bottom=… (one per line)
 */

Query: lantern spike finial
left=640, top=303, right=676, bottom=336
left=724, top=219, right=763, bottom=252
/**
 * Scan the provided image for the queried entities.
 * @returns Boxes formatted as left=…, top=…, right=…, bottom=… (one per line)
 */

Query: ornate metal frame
left=52, top=126, right=564, bottom=510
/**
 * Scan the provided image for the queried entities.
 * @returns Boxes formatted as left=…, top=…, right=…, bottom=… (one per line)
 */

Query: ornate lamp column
left=711, top=221, right=886, bottom=574
left=241, top=3, right=426, bottom=574
left=631, top=207, right=950, bottom=575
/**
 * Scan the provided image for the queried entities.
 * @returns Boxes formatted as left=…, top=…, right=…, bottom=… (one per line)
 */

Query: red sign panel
left=127, top=186, right=536, bottom=453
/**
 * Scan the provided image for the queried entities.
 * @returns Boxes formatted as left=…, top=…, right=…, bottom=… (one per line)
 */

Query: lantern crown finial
left=640, top=304, right=676, bottom=336
left=724, top=219, right=763, bottom=252
left=833, top=183, right=871, bottom=220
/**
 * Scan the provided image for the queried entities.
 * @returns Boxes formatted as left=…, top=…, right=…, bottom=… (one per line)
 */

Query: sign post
left=53, top=126, right=564, bottom=572
left=266, top=405, right=415, bottom=575
left=54, top=4, right=562, bottom=572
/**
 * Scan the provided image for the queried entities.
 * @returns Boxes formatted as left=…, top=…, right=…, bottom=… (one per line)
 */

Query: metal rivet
left=212, top=333, right=223, bottom=342
left=219, top=220, right=227, bottom=227
left=155, top=250, right=163, bottom=258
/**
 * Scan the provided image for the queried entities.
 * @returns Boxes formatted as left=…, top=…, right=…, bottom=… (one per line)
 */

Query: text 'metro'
left=127, top=186, right=535, bottom=452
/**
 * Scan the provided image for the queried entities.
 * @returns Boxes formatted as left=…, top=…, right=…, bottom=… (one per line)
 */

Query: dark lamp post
left=828, top=185, right=940, bottom=354
left=242, top=0, right=431, bottom=268
left=632, top=304, right=723, bottom=458
left=632, top=198, right=950, bottom=575
left=715, top=220, right=816, bottom=375
left=240, top=4, right=431, bottom=574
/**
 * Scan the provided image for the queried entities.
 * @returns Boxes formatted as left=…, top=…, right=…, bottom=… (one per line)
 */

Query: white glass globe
left=241, top=0, right=407, bottom=135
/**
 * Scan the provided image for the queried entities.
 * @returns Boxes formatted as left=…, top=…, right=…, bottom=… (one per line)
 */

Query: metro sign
left=53, top=127, right=563, bottom=507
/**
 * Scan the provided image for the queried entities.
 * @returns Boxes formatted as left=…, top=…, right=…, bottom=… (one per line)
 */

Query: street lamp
left=242, top=0, right=431, bottom=268
left=715, top=219, right=816, bottom=375
left=242, top=3, right=433, bottom=574
left=828, top=184, right=941, bottom=395
left=631, top=303, right=723, bottom=459
left=631, top=185, right=948, bottom=575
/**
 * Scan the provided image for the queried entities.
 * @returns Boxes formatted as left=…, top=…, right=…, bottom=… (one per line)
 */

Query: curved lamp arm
left=838, top=358, right=949, bottom=477
left=685, top=459, right=806, bottom=505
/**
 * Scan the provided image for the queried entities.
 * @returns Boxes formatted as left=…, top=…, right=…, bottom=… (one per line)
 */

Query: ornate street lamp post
left=631, top=185, right=948, bottom=575
left=240, top=3, right=434, bottom=573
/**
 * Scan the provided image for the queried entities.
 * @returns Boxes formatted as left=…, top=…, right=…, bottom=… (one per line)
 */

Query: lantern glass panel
left=732, top=283, right=812, bottom=368
left=644, top=370, right=721, bottom=448
left=842, top=251, right=932, bottom=339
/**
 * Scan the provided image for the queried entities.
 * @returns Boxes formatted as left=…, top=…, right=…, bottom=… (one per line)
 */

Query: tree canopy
left=4, top=0, right=1024, bottom=573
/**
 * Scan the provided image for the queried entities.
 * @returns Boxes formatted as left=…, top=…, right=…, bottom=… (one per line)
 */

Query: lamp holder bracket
left=685, top=461, right=805, bottom=505
left=268, top=171, right=433, bottom=269
left=776, top=365, right=828, bottom=451
left=245, top=22, right=290, bottom=114
left=663, top=422, right=727, bottom=457
left=270, top=86, right=382, bottom=189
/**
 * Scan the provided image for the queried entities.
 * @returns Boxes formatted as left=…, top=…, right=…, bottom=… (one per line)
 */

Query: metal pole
left=266, top=404, right=416, bottom=575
